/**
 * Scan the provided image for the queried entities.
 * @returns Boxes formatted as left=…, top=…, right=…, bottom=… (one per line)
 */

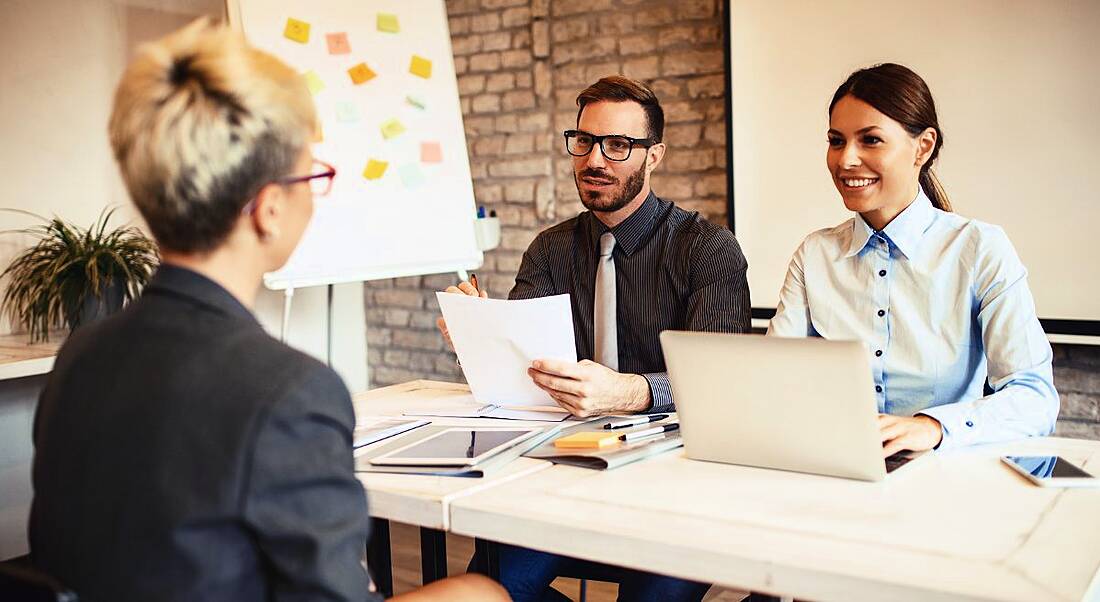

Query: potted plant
left=1, top=208, right=159, bottom=342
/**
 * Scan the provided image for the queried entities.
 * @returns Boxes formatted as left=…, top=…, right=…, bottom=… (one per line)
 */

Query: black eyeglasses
left=564, top=130, right=657, bottom=162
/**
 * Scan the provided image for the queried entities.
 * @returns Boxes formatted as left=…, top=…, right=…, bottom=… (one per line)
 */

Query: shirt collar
left=844, top=189, right=937, bottom=260
left=590, top=191, right=664, bottom=256
left=145, top=263, right=257, bottom=322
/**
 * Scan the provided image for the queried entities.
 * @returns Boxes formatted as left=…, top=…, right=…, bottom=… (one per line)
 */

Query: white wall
left=729, top=0, right=1100, bottom=323
left=0, top=0, right=368, bottom=560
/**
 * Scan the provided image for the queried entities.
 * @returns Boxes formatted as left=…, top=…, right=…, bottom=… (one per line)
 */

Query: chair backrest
left=0, top=562, right=78, bottom=602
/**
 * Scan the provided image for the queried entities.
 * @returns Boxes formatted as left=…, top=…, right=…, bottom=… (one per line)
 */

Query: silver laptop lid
left=660, top=331, right=886, bottom=481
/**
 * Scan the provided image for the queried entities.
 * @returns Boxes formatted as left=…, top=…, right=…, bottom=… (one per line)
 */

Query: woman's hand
left=878, top=414, right=942, bottom=457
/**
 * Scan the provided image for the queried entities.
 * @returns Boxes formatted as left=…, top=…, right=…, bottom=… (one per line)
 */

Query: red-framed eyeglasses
left=275, top=159, right=337, bottom=196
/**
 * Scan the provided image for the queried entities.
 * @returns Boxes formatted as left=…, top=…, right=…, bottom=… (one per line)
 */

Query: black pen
left=619, top=423, right=679, bottom=442
left=603, top=414, right=669, bottom=430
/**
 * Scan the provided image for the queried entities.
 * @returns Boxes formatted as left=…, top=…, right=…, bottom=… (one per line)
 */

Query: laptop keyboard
left=885, top=452, right=914, bottom=473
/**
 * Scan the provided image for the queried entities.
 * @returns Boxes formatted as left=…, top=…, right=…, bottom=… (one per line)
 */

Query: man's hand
left=527, top=359, right=651, bottom=417
left=435, top=281, right=487, bottom=351
left=879, top=414, right=943, bottom=458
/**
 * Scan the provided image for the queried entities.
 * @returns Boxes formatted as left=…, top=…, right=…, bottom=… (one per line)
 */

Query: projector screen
left=726, top=0, right=1100, bottom=339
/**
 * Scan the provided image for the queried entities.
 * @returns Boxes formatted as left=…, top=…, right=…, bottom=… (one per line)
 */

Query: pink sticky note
left=420, top=141, right=443, bottom=163
left=326, top=32, right=350, bottom=55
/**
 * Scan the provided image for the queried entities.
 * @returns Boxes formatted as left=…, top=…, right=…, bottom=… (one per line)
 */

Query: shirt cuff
left=917, top=404, right=978, bottom=452
left=642, top=372, right=675, bottom=414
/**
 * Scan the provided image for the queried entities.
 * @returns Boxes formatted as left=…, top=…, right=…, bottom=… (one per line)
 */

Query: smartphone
left=1001, top=455, right=1098, bottom=487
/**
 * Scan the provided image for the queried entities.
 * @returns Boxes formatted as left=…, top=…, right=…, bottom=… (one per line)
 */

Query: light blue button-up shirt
left=767, top=191, right=1058, bottom=450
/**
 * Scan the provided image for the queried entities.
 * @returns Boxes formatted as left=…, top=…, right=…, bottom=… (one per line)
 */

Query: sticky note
left=421, top=141, right=443, bottom=163
left=283, top=18, right=310, bottom=44
left=406, top=94, right=426, bottom=110
left=326, top=32, right=350, bottom=55
left=347, top=62, right=376, bottom=85
left=363, top=159, right=388, bottom=180
left=335, top=102, right=359, bottom=123
left=380, top=118, right=405, bottom=140
left=409, top=55, right=432, bottom=79
left=553, top=431, right=620, bottom=449
left=303, top=71, right=325, bottom=95
left=399, top=164, right=426, bottom=189
left=377, top=13, right=400, bottom=33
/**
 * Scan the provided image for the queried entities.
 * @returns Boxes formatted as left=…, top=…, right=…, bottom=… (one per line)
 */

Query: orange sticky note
left=347, top=62, right=376, bottom=85
left=303, top=70, right=325, bottom=95
left=326, top=32, right=350, bottom=55
left=380, top=118, right=405, bottom=140
left=409, top=55, right=432, bottom=79
left=553, top=431, right=620, bottom=449
left=363, top=159, right=388, bottom=180
left=283, top=18, right=310, bottom=44
left=377, top=13, right=400, bottom=33
left=421, top=141, right=443, bottom=163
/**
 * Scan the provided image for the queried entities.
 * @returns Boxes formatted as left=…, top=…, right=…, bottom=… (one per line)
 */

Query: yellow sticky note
left=347, top=62, right=376, bottom=85
left=553, top=431, right=620, bottom=449
left=303, top=71, right=325, bottom=95
left=409, top=55, right=432, bottom=79
left=377, top=13, right=400, bottom=33
left=363, top=159, right=388, bottom=180
left=283, top=18, right=310, bottom=44
left=380, top=118, right=405, bottom=140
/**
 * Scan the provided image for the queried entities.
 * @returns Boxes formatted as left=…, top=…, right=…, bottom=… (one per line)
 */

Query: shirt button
left=875, top=350, right=883, bottom=357
left=966, top=420, right=974, bottom=427
left=877, top=309, right=886, bottom=317
left=878, top=269, right=887, bottom=277
left=875, top=385, right=883, bottom=393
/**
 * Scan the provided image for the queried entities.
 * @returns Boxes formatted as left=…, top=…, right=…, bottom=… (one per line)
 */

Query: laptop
left=659, top=331, right=926, bottom=481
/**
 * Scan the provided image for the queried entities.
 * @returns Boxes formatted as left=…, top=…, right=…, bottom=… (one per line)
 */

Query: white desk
left=351, top=380, right=555, bottom=591
left=450, top=436, right=1100, bottom=601
left=0, top=333, right=60, bottom=381
left=352, top=380, right=551, bottom=531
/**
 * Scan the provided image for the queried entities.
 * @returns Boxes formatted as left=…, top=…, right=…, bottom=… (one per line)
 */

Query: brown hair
left=576, top=75, right=665, bottom=143
left=828, top=63, right=952, bottom=212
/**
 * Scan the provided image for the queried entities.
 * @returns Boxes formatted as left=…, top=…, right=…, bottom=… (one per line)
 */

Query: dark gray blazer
left=30, top=265, right=380, bottom=602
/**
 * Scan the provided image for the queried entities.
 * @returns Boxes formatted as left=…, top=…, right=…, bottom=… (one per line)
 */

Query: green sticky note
left=303, top=71, right=325, bottom=95
left=399, top=163, right=426, bottom=189
left=377, top=13, right=400, bottom=33
left=406, top=94, right=426, bottom=110
left=380, top=118, right=405, bottom=140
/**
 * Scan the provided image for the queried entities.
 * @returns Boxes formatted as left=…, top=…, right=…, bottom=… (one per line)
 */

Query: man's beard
left=574, top=163, right=646, bottom=213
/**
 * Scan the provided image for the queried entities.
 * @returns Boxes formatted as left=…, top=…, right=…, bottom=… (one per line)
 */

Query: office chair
left=0, top=561, right=78, bottom=601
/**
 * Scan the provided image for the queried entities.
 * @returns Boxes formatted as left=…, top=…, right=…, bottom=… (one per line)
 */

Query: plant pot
left=66, top=280, right=126, bottom=332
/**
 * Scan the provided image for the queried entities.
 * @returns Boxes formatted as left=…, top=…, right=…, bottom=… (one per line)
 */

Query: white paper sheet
left=436, top=293, right=577, bottom=407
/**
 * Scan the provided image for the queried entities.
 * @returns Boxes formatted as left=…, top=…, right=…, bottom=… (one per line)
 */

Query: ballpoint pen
left=603, top=414, right=670, bottom=429
left=619, top=423, right=680, bottom=442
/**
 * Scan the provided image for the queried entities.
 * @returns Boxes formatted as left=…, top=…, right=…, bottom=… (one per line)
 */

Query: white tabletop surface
left=351, top=380, right=554, bottom=530
left=0, top=332, right=61, bottom=381
left=450, top=435, right=1100, bottom=601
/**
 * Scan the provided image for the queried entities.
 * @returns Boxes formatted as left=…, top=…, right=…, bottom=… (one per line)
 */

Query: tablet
left=369, top=427, right=543, bottom=466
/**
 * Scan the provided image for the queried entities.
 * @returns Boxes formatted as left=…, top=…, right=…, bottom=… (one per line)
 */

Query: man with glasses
left=446, top=76, right=750, bottom=601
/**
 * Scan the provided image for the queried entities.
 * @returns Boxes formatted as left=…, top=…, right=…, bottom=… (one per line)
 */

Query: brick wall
left=362, top=0, right=1100, bottom=440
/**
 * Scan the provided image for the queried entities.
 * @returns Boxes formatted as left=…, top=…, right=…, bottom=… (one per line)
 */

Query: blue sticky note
left=399, top=164, right=426, bottom=189
left=335, top=102, right=359, bottom=123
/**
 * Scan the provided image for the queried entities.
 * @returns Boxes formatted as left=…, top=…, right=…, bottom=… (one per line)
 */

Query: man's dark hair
left=576, top=75, right=665, bottom=142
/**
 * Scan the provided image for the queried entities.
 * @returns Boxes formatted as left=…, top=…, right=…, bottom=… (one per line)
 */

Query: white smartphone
left=369, top=427, right=542, bottom=466
left=1001, top=455, right=1099, bottom=487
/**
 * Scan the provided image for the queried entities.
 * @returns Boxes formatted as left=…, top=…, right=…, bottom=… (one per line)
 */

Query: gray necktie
left=594, top=232, right=618, bottom=371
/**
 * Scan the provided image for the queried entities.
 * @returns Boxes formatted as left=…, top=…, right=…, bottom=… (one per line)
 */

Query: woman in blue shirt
left=768, top=63, right=1058, bottom=455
